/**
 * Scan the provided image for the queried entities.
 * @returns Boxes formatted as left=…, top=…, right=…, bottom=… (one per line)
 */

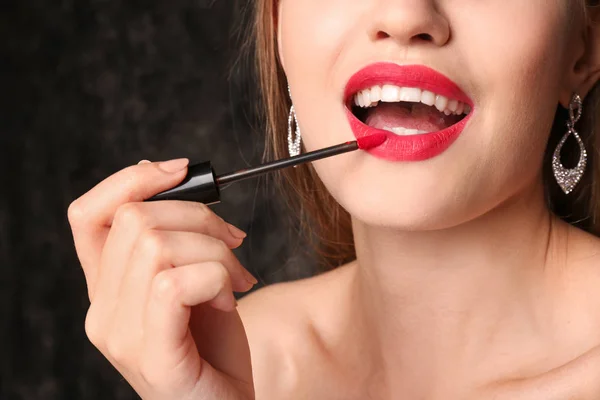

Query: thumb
left=77, top=158, right=190, bottom=229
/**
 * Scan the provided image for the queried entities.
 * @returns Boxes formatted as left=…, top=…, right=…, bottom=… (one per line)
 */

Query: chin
left=332, top=181, right=476, bottom=232
left=310, top=131, right=513, bottom=233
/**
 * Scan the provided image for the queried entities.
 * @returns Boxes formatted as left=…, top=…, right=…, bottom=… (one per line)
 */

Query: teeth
left=362, top=91, right=369, bottom=107
left=389, top=126, right=431, bottom=136
left=381, top=85, right=401, bottom=102
left=352, top=84, right=471, bottom=116
left=420, top=90, right=435, bottom=106
left=362, top=90, right=371, bottom=107
left=435, top=95, right=448, bottom=112
left=370, top=86, right=382, bottom=103
left=399, top=87, right=422, bottom=102
left=447, top=99, right=458, bottom=113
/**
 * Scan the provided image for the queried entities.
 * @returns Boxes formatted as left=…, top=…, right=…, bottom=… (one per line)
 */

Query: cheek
left=462, top=1, right=568, bottom=92
left=460, top=1, right=569, bottom=183
left=279, top=0, right=350, bottom=76
left=279, top=0, right=365, bottom=152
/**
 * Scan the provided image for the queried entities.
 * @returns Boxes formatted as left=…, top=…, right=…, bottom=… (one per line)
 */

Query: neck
left=349, top=180, right=568, bottom=390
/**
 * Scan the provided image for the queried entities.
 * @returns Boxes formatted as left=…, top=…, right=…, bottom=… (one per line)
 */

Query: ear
left=276, top=0, right=286, bottom=71
left=560, top=12, right=600, bottom=107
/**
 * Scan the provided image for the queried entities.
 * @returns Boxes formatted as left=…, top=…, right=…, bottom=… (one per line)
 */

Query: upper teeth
left=353, top=85, right=471, bottom=116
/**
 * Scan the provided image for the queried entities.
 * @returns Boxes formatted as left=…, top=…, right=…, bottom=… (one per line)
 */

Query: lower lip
left=346, top=108, right=472, bottom=162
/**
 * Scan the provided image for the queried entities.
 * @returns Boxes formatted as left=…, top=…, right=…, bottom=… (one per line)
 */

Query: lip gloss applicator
left=146, top=133, right=386, bottom=204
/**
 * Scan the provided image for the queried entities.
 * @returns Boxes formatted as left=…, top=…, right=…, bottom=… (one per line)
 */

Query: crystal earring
left=552, top=93, right=587, bottom=194
left=287, top=86, right=302, bottom=157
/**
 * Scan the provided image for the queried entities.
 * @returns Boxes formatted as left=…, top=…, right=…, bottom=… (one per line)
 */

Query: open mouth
left=343, top=63, right=474, bottom=161
left=348, top=85, right=471, bottom=136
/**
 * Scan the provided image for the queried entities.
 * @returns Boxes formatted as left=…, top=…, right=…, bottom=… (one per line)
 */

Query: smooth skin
left=70, top=1, right=600, bottom=399
left=69, top=160, right=600, bottom=400
left=69, top=159, right=255, bottom=400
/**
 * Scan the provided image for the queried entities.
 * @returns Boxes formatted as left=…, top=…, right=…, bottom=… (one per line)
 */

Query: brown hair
left=247, top=0, right=600, bottom=270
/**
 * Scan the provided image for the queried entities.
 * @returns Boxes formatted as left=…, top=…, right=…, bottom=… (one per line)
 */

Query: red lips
left=345, top=63, right=474, bottom=162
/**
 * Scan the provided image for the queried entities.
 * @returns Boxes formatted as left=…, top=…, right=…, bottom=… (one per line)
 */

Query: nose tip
left=370, top=1, right=450, bottom=47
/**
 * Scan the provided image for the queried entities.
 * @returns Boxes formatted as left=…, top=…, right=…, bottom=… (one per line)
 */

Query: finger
left=140, top=262, right=236, bottom=387
left=94, top=195, right=248, bottom=307
left=93, top=198, right=248, bottom=310
left=111, top=200, right=246, bottom=251
left=68, top=159, right=189, bottom=296
left=106, top=230, right=253, bottom=352
left=119, top=230, right=253, bottom=309
left=150, top=260, right=237, bottom=335
left=85, top=159, right=190, bottom=227
left=147, top=230, right=255, bottom=291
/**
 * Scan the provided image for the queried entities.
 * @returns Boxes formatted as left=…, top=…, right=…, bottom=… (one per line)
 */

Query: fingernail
left=138, top=159, right=151, bottom=165
left=242, top=268, right=258, bottom=285
left=227, top=223, right=247, bottom=239
left=158, top=158, right=189, bottom=173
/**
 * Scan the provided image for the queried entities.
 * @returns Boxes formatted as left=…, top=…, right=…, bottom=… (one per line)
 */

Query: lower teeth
left=386, top=127, right=431, bottom=136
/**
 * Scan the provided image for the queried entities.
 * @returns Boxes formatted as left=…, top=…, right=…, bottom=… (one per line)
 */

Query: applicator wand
left=147, top=133, right=386, bottom=204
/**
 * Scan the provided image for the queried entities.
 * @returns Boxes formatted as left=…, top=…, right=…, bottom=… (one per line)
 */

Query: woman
left=68, top=0, right=600, bottom=398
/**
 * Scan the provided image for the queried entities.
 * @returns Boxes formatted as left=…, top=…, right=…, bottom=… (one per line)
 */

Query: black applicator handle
left=145, top=142, right=356, bottom=205
left=145, top=133, right=387, bottom=204
left=146, top=161, right=221, bottom=204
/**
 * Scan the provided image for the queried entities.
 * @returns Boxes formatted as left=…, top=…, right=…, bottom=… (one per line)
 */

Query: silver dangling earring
left=552, top=93, right=587, bottom=194
left=287, top=85, right=302, bottom=157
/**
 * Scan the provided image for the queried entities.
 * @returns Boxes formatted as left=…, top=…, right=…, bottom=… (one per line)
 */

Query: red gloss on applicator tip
left=356, top=132, right=387, bottom=150
left=147, top=133, right=387, bottom=204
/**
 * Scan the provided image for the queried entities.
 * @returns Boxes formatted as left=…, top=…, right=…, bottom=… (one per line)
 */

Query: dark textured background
left=0, top=1, right=315, bottom=398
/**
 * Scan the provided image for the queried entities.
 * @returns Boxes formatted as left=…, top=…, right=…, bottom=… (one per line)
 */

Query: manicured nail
left=227, top=223, right=247, bottom=239
left=138, top=159, right=151, bottom=165
left=242, top=268, right=258, bottom=285
left=158, top=158, right=189, bottom=173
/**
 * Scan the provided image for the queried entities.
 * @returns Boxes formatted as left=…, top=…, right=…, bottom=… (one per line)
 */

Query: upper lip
left=344, top=62, right=473, bottom=107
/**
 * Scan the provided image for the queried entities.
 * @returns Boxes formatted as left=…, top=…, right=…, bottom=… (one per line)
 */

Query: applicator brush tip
left=356, top=133, right=387, bottom=150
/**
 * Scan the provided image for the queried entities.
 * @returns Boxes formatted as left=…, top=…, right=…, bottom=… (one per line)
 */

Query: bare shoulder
left=557, top=227, right=600, bottom=398
left=237, top=263, right=353, bottom=332
left=485, top=344, right=600, bottom=400
left=520, top=225, right=600, bottom=399
left=471, top=227, right=600, bottom=399
left=236, top=281, right=305, bottom=397
left=561, top=226, right=600, bottom=327
left=237, top=265, right=350, bottom=329
left=236, top=265, right=354, bottom=398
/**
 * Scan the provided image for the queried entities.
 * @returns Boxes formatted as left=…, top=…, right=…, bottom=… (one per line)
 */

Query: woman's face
left=277, top=0, right=588, bottom=230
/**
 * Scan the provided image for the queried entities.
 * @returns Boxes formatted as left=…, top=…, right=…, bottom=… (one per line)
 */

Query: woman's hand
left=68, top=158, right=256, bottom=400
